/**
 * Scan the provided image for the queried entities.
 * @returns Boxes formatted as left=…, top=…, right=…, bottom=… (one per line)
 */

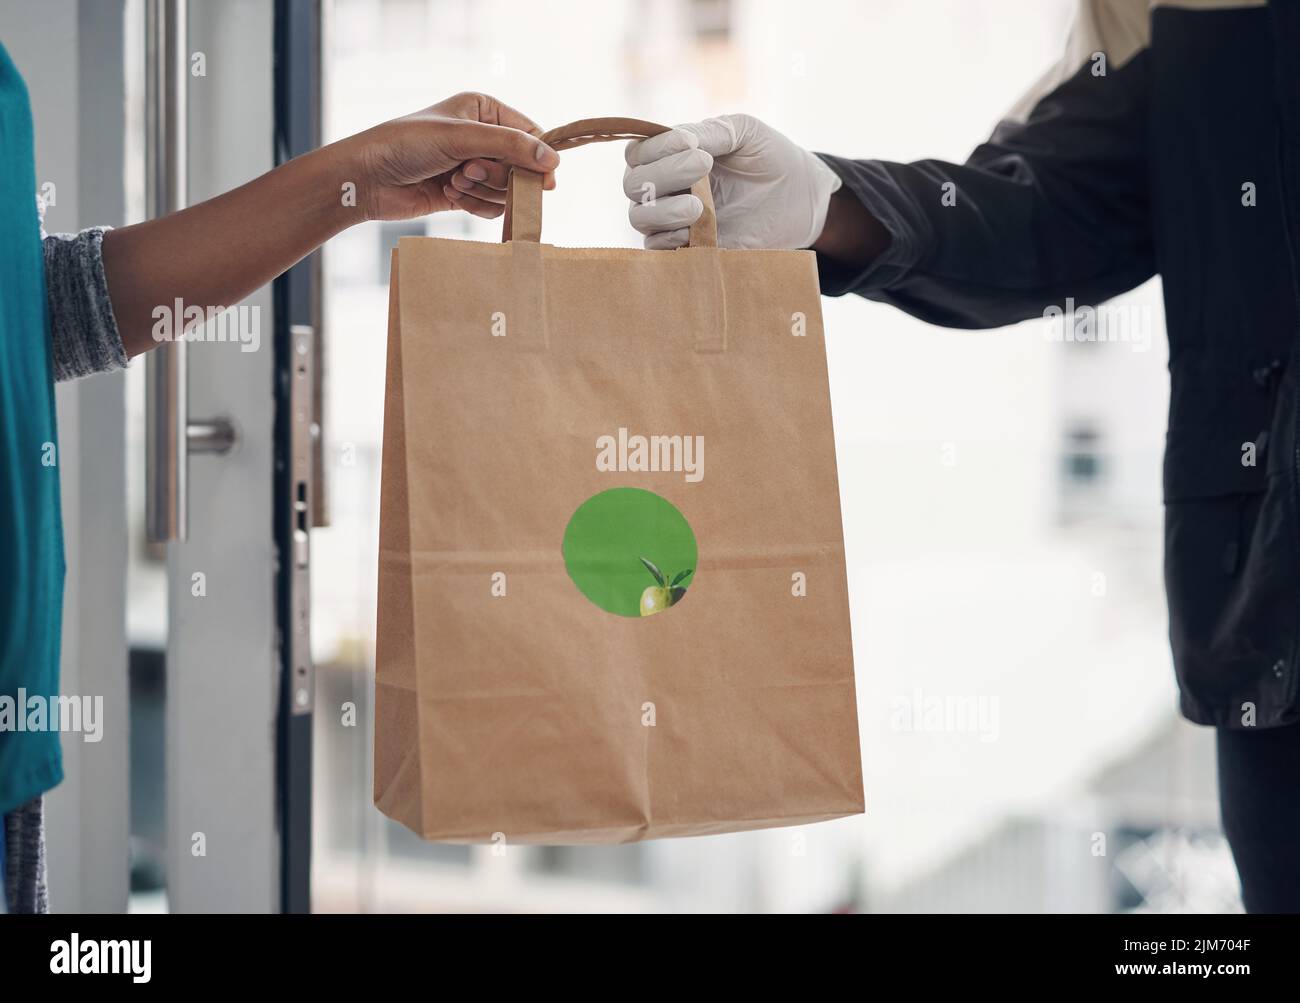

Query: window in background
left=1063, top=422, right=1103, bottom=486
left=377, top=220, right=428, bottom=282
left=690, top=0, right=732, bottom=39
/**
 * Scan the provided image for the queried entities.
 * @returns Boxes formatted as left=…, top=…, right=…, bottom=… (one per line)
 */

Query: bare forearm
left=811, top=185, right=891, bottom=268
left=103, top=144, right=357, bottom=357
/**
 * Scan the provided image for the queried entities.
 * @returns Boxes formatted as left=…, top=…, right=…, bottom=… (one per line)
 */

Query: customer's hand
left=623, top=114, right=841, bottom=250
left=340, top=91, right=560, bottom=222
left=102, top=91, right=560, bottom=357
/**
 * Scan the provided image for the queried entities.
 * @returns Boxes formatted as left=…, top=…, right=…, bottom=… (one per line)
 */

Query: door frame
left=272, top=0, right=322, bottom=915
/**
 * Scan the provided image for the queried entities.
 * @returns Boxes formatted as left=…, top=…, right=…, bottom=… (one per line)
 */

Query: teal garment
left=0, top=42, right=65, bottom=815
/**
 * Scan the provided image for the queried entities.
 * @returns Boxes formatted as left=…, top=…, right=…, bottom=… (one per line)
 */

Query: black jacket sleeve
left=817, top=1, right=1154, bottom=329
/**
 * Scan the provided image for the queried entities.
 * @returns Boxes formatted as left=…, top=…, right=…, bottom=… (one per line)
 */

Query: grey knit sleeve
left=42, top=227, right=129, bottom=383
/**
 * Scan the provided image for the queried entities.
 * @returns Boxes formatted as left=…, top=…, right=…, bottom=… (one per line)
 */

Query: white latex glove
left=623, top=114, right=842, bottom=250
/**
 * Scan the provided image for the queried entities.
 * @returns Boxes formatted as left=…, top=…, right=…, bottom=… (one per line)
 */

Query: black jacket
left=819, top=0, right=1300, bottom=728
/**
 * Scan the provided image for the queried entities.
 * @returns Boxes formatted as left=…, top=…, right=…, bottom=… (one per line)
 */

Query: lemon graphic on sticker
left=562, top=487, right=697, bottom=618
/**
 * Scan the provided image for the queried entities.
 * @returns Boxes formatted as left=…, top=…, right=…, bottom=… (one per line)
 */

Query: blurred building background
left=283, top=0, right=1236, bottom=913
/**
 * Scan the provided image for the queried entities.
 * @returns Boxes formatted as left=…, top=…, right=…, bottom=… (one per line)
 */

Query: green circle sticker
left=562, top=488, right=697, bottom=618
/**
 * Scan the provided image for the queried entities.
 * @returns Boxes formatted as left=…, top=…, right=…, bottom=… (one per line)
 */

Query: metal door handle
left=144, top=0, right=237, bottom=542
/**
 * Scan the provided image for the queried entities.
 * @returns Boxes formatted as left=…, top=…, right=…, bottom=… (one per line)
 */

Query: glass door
left=123, top=0, right=309, bottom=913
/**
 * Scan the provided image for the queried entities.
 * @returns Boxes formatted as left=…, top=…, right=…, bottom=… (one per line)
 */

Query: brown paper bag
left=375, top=117, right=862, bottom=843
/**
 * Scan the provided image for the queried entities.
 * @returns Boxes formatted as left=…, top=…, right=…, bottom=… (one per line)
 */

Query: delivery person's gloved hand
left=623, top=114, right=842, bottom=250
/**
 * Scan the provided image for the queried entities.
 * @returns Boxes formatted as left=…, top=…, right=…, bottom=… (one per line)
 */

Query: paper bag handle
left=502, top=117, right=719, bottom=248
